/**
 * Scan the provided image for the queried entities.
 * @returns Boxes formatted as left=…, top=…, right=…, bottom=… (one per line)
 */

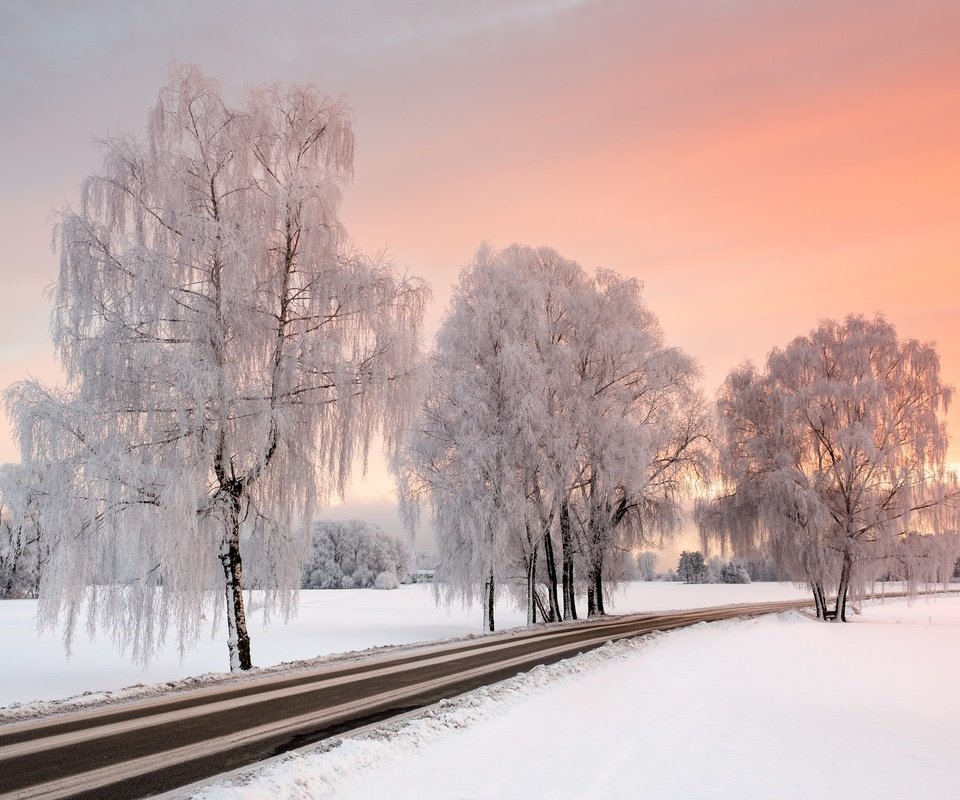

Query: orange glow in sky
left=1, top=1, right=958, bottom=531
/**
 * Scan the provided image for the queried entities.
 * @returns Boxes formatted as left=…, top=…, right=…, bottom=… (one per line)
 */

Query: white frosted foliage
left=565, top=269, right=710, bottom=614
left=700, top=315, right=959, bottom=620
left=5, top=67, right=426, bottom=669
left=398, top=245, right=708, bottom=626
left=0, top=463, right=45, bottom=599
left=399, top=246, right=551, bottom=622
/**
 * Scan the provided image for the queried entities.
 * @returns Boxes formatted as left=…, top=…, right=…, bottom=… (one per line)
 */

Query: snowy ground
left=0, top=582, right=813, bottom=708
left=186, top=593, right=960, bottom=800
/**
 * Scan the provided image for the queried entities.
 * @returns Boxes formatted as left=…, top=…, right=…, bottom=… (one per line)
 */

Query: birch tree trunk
left=482, top=568, right=496, bottom=632
left=218, top=491, right=251, bottom=671
left=811, top=579, right=826, bottom=620
left=833, top=550, right=853, bottom=623
left=587, top=558, right=605, bottom=616
left=559, top=501, right=577, bottom=620
left=525, top=540, right=538, bottom=625
left=541, top=530, right=561, bottom=622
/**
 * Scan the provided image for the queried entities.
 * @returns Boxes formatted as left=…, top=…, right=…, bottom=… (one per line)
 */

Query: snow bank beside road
left=187, top=594, right=960, bottom=800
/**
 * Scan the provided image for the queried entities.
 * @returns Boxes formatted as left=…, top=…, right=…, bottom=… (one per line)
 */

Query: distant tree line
left=675, top=551, right=749, bottom=584
left=301, top=520, right=411, bottom=590
left=632, top=550, right=754, bottom=584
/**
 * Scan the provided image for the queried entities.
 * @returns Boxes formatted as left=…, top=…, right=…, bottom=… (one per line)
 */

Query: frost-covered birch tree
left=699, top=316, right=959, bottom=621
left=398, top=246, right=553, bottom=630
left=398, top=244, right=708, bottom=626
left=6, top=67, right=426, bottom=670
left=565, top=271, right=710, bottom=616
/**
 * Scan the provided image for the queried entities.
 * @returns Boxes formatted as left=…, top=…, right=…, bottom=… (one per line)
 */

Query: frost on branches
left=302, top=520, right=411, bottom=590
left=0, top=464, right=45, bottom=599
left=397, top=245, right=709, bottom=629
left=5, top=67, right=426, bottom=671
left=699, top=316, right=960, bottom=621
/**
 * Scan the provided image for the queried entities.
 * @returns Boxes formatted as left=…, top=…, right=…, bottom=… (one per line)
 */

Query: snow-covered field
left=0, top=582, right=813, bottom=708
left=188, top=594, right=960, bottom=800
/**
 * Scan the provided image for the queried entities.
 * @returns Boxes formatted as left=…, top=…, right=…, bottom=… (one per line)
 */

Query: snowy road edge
left=168, top=612, right=777, bottom=800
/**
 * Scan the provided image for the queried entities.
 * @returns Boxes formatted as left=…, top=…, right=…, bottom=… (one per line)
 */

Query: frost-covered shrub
left=614, top=551, right=642, bottom=581
left=705, top=555, right=725, bottom=583
left=743, top=558, right=782, bottom=582
left=670, top=552, right=752, bottom=584
left=302, top=520, right=410, bottom=590
left=720, top=560, right=751, bottom=584
left=636, top=552, right=658, bottom=582
left=0, top=464, right=44, bottom=599
left=374, top=571, right=400, bottom=590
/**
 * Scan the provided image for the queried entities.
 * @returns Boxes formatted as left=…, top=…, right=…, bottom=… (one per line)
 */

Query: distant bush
left=720, top=560, right=751, bottom=584
left=374, top=570, right=400, bottom=590
left=636, top=551, right=658, bottom=581
left=742, top=558, right=783, bottom=582
left=672, top=551, right=753, bottom=584
left=622, top=551, right=758, bottom=584
left=302, top=520, right=411, bottom=590
left=0, top=464, right=44, bottom=599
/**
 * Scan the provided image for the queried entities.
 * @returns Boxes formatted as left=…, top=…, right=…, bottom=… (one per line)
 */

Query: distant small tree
left=302, top=520, right=410, bottom=589
left=374, top=571, right=400, bottom=590
left=720, top=560, right=751, bottom=584
left=743, top=558, right=781, bottom=582
left=677, top=550, right=707, bottom=584
left=636, top=551, right=658, bottom=581
left=705, top=555, right=724, bottom=583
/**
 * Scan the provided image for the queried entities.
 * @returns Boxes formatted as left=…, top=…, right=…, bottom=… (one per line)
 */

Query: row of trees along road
left=395, top=245, right=711, bottom=630
left=2, top=67, right=958, bottom=670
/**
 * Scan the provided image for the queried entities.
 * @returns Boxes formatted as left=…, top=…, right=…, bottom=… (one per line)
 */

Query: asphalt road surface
left=0, top=598, right=822, bottom=800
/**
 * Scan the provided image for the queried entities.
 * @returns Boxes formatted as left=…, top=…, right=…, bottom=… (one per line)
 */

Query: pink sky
left=1, top=1, right=958, bottom=540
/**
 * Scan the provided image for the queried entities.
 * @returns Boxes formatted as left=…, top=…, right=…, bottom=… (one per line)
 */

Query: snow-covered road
left=188, top=594, right=960, bottom=800
left=0, top=599, right=814, bottom=799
